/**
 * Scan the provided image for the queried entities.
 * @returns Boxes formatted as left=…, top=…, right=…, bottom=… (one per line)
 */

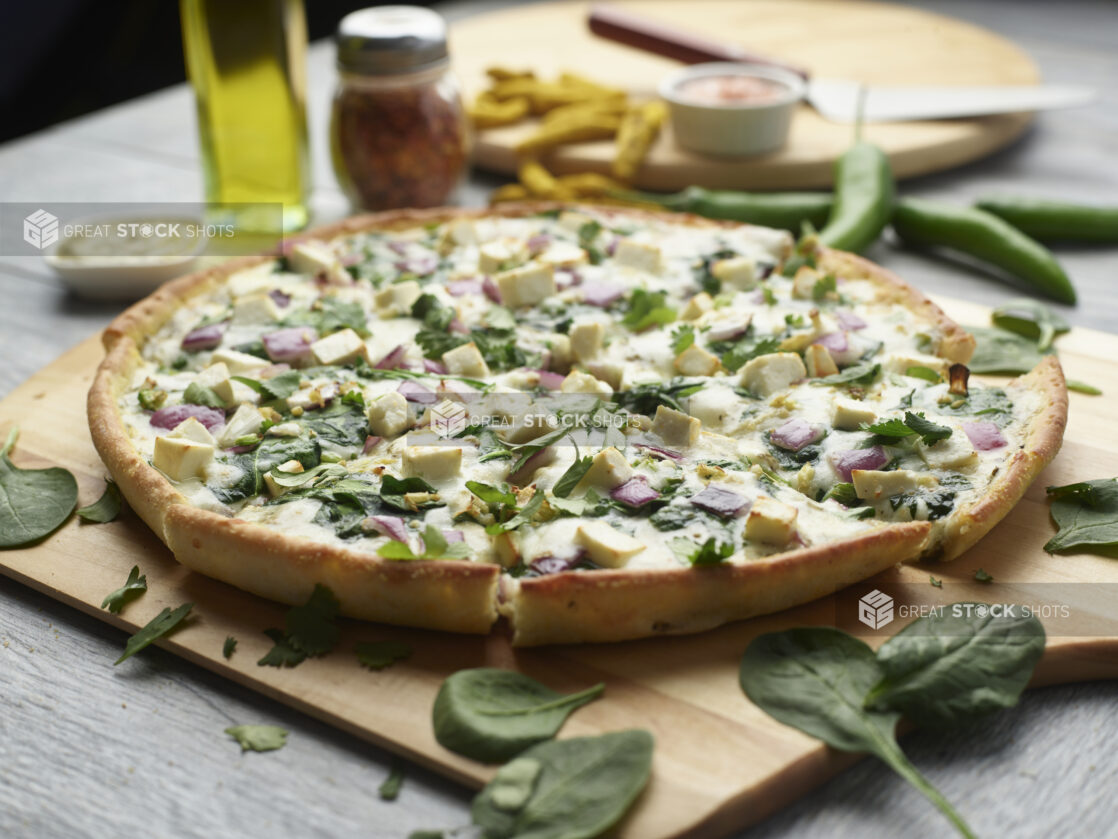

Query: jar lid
left=336, top=6, right=449, bottom=75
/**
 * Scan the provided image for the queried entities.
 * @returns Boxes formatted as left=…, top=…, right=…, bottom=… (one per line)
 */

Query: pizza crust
left=87, top=203, right=1067, bottom=645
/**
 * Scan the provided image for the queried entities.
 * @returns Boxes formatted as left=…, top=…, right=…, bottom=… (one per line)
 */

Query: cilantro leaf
left=225, top=725, right=288, bottom=753
left=670, top=324, right=695, bottom=355
left=258, top=628, right=307, bottom=668
left=717, top=335, right=782, bottom=373
left=903, top=412, right=952, bottom=445
left=466, top=481, right=518, bottom=508
left=377, top=525, right=471, bottom=560
left=974, top=569, right=994, bottom=583
left=578, top=220, right=606, bottom=264
left=812, top=274, right=837, bottom=301
left=285, top=583, right=341, bottom=656
left=232, top=369, right=302, bottom=402
left=930, top=576, right=942, bottom=588
left=825, top=483, right=860, bottom=507
left=814, top=362, right=881, bottom=387
left=622, top=289, right=676, bottom=332
left=223, top=636, right=237, bottom=659
left=114, top=603, right=192, bottom=665
left=669, top=536, right=733, bottom=566
left=101, top=565, right=147, bottom=614
left=552, top=457, right=592, bottom=499
left=486, top=490, right=545, bottom=535
left=356, top=640, right=413, bottom=671
left=862, top=417, right=913, bottom=439
left=78, top=479, right=122, bottom=523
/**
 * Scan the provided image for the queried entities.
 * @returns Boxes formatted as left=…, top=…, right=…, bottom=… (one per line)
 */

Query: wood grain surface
left=1, top=290, right=1117, bottom=838
left=454, top=0, right=1040, bottom=189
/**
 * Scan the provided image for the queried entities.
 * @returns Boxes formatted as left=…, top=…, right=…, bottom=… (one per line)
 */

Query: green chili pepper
left=892, top=198, right=1077, bottom=305
left=817, top=140, right=895, bottom=254
left=610, top=186, right=833, bottom=232
left=975, top=197, right=1118, bottom=243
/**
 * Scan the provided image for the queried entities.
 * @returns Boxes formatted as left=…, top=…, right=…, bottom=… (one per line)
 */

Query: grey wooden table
left=2, top=2, right=1116, bottom=837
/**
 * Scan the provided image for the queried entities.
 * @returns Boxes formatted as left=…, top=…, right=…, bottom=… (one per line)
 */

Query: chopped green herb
left=670, top=536, right=734, bottom=566
left=670, top=324, right=695, bottom=355
left=115, top=603, right=193, bottom=665
left=974, top=569, right=993, bottom=583
left=77, top=479, right=122, bottom=523
left=812, top=274, right=837, bottom=301
left=377, top=525, right=471, bottom=560
left=863, top=412, right=952, bottom=446
left=930, top=576, right=942, bottom=588
left=552, top=456, right=592, bottom=499
left=355, top=640, right=413, bottom=671
left=285, top=583, right=341, bottom=655
left=813, top=362, right=880, bottom=387
left=379, top=764, right=405, bottom=801
left=225, top=725, right=288, bottom=753
left=257, top=628, right=307, bottom=668
left=101, top=565, right=147, bottom=614
left=905, top=366, right=942, bottom=383
left=138, top=389, right=167, bottom=410
left=621, top=289, right=676, bottom=332
left=223, top=636, right=237, bottom=659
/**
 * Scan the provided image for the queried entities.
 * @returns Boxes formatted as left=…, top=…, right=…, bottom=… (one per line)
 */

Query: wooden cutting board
left=3, top=295, right=1118, bottom=838
left=452, top=0, right=1040, bottom=190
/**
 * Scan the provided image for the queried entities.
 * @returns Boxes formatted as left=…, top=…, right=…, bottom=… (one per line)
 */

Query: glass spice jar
left=331, top=6, right=471, bottom=211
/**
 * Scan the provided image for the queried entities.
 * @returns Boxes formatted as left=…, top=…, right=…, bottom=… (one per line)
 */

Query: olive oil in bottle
left=180, top=0, right=310, bottom=232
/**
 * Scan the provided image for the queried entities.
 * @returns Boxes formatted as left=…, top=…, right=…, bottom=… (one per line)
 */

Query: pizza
left=88, top=204, right=1067, bottom=645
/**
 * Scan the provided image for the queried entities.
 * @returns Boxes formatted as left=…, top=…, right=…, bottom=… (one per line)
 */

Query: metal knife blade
left=807, top=79, right=1098, bottom=123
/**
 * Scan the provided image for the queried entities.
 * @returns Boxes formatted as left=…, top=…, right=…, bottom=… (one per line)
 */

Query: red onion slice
left=963, top=421, right=1007, bottom=451
left=443, top=529, right=465, bottom=543
left=482, top=277, right=501, bottom=302
left=611, top=477, right=661, bottom=508
left=263, top=327, right=315, bottom=363
left=633, top=442, right=683, bottom=461
left=447, top=279, right=483, bottom=297
left=181, top=324, right=225, bottom=352
left=582, top=283, right=626, bottom=307
left=424, top=359, right=448, bottom=374
left=527, top=233, right=552, bottom=255
left=397, top=380, right=437, bottom=405
left=691, top=485, right=749, bottom=518
left=813, top=331, right=862, bottom=366
left=770, top=418, right=823, bottom=452
left=362, top=435, right=383, bottom=454
left=367, top=515, right=409, bottom=543
left=268, top=289, right=292, bottom=308
left=835, top=310, right=867, bottom=331
left=831, top=446, right=888, bottom=482
left=150, top=404, right=225, bottom=431
left=375, top=344, right=409, bottom=370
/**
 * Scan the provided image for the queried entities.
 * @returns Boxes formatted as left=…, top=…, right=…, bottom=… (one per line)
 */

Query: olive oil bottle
left=180, top=0, right=310, bottom=232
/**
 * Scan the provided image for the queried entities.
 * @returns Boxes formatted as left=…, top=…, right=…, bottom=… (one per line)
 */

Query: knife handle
left=588, top=4, right=810, bottom=80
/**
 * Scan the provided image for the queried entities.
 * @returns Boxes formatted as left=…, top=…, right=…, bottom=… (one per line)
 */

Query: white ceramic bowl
left=659, top=62, right=806, bottom=157
left=44, top=214, right=206, bottom=301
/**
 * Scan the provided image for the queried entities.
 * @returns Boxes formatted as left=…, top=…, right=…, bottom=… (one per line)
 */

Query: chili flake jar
left=331, top=6, right=470, bottom=210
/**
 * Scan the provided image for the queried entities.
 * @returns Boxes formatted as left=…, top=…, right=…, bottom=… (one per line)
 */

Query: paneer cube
left=579, top=447, right=633, bottom=491
left=575, top=521, right=645, bottom=568
left=560, top=370, right=613, bottom=396
left=195, top=362, right=235, bottom=407
left=217, top=404, right=265, bottom=448
left=740, top=352, right=807, bottom=397
left=403, top=445, right=463, bottom=481
left=478, top=240, right=527, bottom=274
left=437, top=219, right=477, bottom=254
left=153, top=418, right=216, bottom=482
left=613, top=239, right=662, bottom=273
left=805, top=344, right=839, bottom=378
left=791, top=265, right=822, bottom=299
left=558, top=211, right=594, bottom=232
left=745, top=496, right=798, bottom=545
left=288, top=241, right=348, bottom=284
left=586, top=361, right=623, bottom=390
left=674, top=343, right=721, bottom=377
left=832, top=398, right=876, bottom=431
left=882, top=352, right=949, bottom=378
left=374, top=280, right=422, bottom=317
left=367, top=391, right=411, bottom=437
left=442, top=342, right=491, bottom=378
left=210, top=348, right=269, bottom=375
left=311, top=328, right=364, bottom=366
left=232, top=292, right=283, bottom=324
left=495, top=262, right=556, bottom=308
left=263, top=459, right=304, bottom=498
left=652, top=405, right=701, bottom=447
left=537, top=241, right=588, bottom=268
left=712, top=256, right=758, bottom=290
left=681, top=292, right=713, bottom=321
left=917, top=430, right=978, bottom=471
left=227, top=262, right=278, bottom=297
left=569, top=321, right=604, bottom=361
left=852, top=469, right=938, bottom=502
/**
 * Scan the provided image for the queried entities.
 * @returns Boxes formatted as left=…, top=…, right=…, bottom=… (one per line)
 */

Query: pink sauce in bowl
left=676, top=74, right=789, bottom=107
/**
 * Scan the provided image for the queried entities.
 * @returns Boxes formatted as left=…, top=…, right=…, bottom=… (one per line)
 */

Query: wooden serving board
left=3, top=295, right=1118, bottom=838
left=452, top=0, right=1040, bottom=190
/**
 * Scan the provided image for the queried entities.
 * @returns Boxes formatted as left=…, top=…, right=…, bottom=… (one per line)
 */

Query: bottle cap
left=336, top=6, right=449, bottom=75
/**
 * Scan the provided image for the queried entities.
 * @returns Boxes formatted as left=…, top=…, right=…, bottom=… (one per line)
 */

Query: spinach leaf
left=740, top=628, right=976, bottom=838
left=813, top=362, right=881, bottom=387
left=612, top=378, right=703, bottom=415
left=552, top=456, right=592, bottom=499
left=115, top=603, right=193, bottom=665
left=214, top=437, right=321, bottom=504
left=379, top=764, right=405, bottom=801
left=380, top=474, right=439, bottom=510
left=966, top=326, right=1053, bottom=374
left=812, top=273, right=837, bottom=301
left=232, top=369, right=302, bottom=402
left=0, top=427, right=78, bottom=548
left=101, top=565, right=147, bottom=614
left=669, top=536, right=733, bottom=566
left=934, top=387, right=1014, bottom=427
left=433, top=668, right=605, bottom=763
left=355, top=640, right=413, bottom=671
left=77, top=479, right=122, bottom=523
left=470, top=730, right=652, bottom=839
left=300, top=402, right=369, bottom=448
left=225, top=725, right=288, bottom=753
left=287, top=296, right=369, bottom=336
left=1045, top=478, right=1118, bottom=555
left=864, top=605, right=1044, bottom=726
left=905, top=365, right=942, bottom=383
left=991, top=298, right=1068, bottom=352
